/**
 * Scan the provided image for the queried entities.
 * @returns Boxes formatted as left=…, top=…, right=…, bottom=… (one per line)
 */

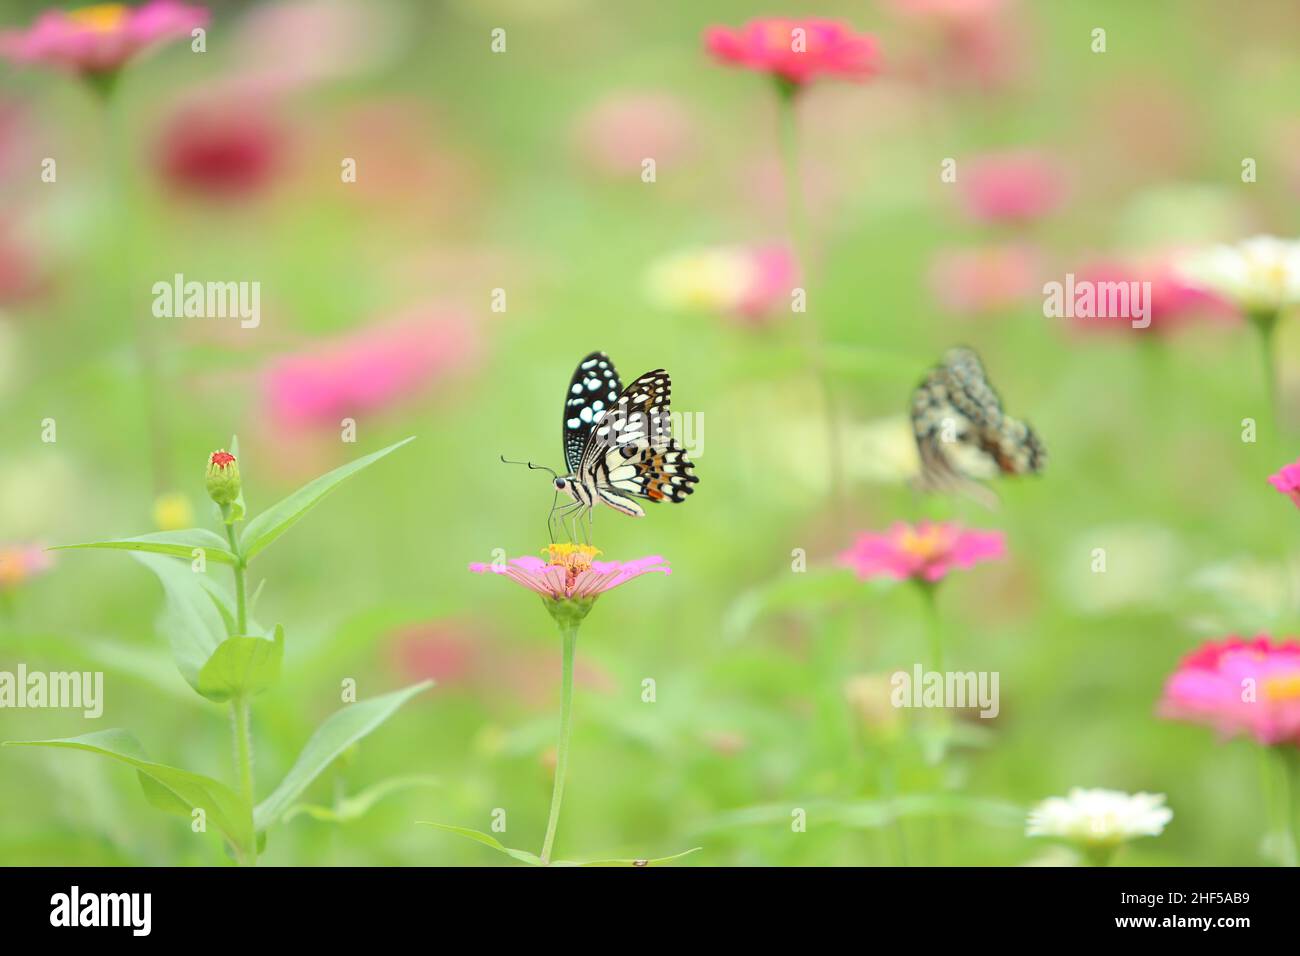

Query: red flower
left=209, top=450, right=235, bottom=468
left=156, top=100, right=285, bottom=200
left=704, top=18, right=881, bottom=87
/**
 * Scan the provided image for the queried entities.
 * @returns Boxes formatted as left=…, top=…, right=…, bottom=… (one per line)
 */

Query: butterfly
left=910, top=346, right=1045, bottom=507
left=508, top=351, right=699, bottom=542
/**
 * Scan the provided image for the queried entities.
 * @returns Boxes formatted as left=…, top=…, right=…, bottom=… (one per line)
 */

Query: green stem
left=917, top=581, right=953, bottom=863
left=223, top=519, right=254, bottom=864
left=99, top=88, right=170, bottom=496
left=230, top=695, right=256, bottom=865
left=1264, top=746, right=1299, bottom=867
left=776, top=84, right=846, bottom=512
left=918, top=582, right=943, bottom=675
left=1083, top=842, right=1118, bottom=867
left=540, top=624, right=578, bottom=864
left=225, top=522, right=248, bottom=635
left=1251, top=310, right=1280, bottom=432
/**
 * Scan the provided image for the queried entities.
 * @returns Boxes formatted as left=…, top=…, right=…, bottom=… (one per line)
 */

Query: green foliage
left=255, top=681, right=433, bottom=832
left=240, top=437, right=415, bottom=562
left=3, top=730, right=255, bottom=860
left=52, top=529, right=237, bottom=565
left=196, top=626, right=284, bottom=703
left=417, top=822, right=701, bottom=867
left=8, top=440, right=422, bottom=862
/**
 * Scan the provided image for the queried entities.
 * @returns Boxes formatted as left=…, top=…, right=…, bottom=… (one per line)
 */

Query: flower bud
left=205, top=450, right=241, bottom=508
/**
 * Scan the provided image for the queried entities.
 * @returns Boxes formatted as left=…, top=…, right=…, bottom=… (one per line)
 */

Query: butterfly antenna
left=500, top=454, right=558, bottom=479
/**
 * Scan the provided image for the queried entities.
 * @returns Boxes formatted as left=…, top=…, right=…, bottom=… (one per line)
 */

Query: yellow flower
left=153, top=492, right=195, bottom=531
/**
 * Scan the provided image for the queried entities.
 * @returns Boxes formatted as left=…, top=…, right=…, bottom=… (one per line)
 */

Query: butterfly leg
left=549, top=499, right=584, bottom=544
left=566, top=504, right=590, bottom=547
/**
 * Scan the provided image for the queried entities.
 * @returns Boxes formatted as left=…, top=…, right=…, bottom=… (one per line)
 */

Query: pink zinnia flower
left=0, top=543, right=53, bottom=590
left=262, top=308, right=478, bottom=430
left=1159, top=636, right=1300, bottom=746
left=838, top=522, right=1005, bottom=583
left=704, top=18, right=881, bottom=87
left=0, top=2, right=209, bottom=76
left=1268, top=459, right=1300, bottom=508
left=1069, top=254, right=1235, bottom=335
left=470, top=544, right=670, bottom=604
left=958, top=149, right=1066, bottom=225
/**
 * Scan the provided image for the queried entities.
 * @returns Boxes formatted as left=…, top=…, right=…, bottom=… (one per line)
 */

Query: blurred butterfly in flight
left=910, top=346, right=1045, bottom=508
left=504, top=351, right=699, bottom=542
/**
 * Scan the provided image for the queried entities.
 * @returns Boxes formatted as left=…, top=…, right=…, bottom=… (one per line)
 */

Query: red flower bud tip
left=210, top=450, right=236, bottom=469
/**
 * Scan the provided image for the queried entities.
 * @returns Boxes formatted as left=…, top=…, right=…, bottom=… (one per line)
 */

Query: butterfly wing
left=563, top=351, right=623, bottom=474
left=580, top=369, right=699, bottom=507
left=911, top=347, right=1044, bottom=503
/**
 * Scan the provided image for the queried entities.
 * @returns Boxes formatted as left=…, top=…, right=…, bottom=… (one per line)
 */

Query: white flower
left=1177, top=235, right=1300, bottom=315
left=1026, top=788, right=1172, bottom=846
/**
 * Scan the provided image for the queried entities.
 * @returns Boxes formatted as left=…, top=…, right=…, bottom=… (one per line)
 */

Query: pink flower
left=261, top=307, right=478, bottom=430
left=929, top=243, right=1040, bottom=315
left=704, top=18, right=881, bottom=87
left=838, top=522, right=1005, bottom=583
left=1159, top=636, right=1300, bottom=747
left=0, top=543, right=53, bottom=589
left=958, top=150, right=1066, bottom=225
left=155, top=97, right=287, bottom=200
left=571, top=91, right=694, bottom=177
left=1069, top=255, right=1236, bottom=335
left=0, top=2, right=209, bottom=76
left=470, top=545, right=670, bottom=603
left=1268, top=459, right=1300, bottom=508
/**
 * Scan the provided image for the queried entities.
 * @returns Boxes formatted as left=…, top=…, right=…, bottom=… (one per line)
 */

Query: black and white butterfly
left=509, top=351, right=699, bottom=542
left=911, top=346, right=1045, bottom=507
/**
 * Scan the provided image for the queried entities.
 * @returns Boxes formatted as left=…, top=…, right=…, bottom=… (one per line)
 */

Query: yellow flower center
left=68, top=5, right=129, bottom=32
left=896, top=525, right=953, bottom=561
left=544, top=543, right=601, bottom=588
left=1262, top=673, right=1300, bottom=701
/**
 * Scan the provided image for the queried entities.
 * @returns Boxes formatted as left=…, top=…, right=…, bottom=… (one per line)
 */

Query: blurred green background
left=2, top=0, right=1300, bottom=865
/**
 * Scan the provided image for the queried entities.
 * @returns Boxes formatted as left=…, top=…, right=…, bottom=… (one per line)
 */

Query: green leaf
left=417, top=823, right=701, bottom=867
left=240, top=437, right=415, bottom=562
left=132, top=552, right=229, bottom=689
left=416, top=823, right=542, bottom=865
left=286, top=774, right=441, bottom=824
left=254, top=680, right=432, bottom=831
left=555, top=847, right=703, bottom=867
left=138, top=771, right=192, bottom=815
left=195, top=625, right=284, bottom=703
left=195, top=573, right=264, bottom=640
left=53, top=529, right=236, bottom=565
left=37, top=633, right=195, bottom=704
left=3, top=729, right=253, bottom=857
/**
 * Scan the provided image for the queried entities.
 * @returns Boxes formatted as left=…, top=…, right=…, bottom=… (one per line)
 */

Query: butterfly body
left=549, top=351, right=698, bottom=538
left=911, top=347, right=1045, bottom=505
